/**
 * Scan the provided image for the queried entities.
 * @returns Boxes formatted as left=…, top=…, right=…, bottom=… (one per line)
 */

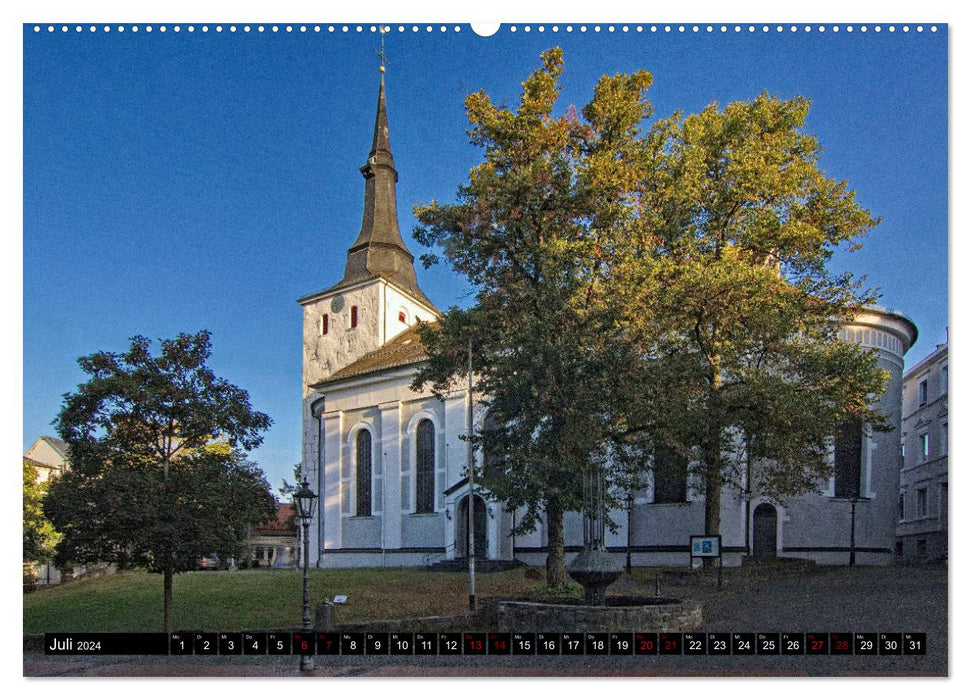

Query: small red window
left=398, top=311, right=406, bottom=323
left=321, top=314, right=329, bottom=335
left=350, top=306, right=358, bottom=328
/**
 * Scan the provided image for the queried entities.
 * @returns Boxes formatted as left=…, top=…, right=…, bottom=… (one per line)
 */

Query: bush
left=531, top=581, right=583, bottom=597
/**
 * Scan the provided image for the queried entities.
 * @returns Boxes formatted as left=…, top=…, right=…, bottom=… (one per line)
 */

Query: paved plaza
left=23, top=564, right=947, bottom=677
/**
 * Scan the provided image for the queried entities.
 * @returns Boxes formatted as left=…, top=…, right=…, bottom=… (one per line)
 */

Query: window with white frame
left=415, top=419, right=436, bottom=513
left=919, top=433, right=929, bottom=461
left=356, top=429, right=372, bottom=516
left=918, top=379, right=928, bottom=406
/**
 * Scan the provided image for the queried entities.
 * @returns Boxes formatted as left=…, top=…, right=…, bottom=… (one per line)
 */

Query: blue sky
left=22, top=22, right=948, bottom=493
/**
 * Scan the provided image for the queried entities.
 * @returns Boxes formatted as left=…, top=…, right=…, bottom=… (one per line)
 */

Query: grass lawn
left=23, top=568, right=540, bottom=633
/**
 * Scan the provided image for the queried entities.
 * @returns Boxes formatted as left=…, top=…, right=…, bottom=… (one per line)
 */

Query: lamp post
left=293, top=479, right=318, bottom=672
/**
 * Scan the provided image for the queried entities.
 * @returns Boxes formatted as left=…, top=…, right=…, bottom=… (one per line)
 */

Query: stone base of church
left=316, top=550, right=447, bottom=568
left=514, top=549, right=751, bottom=569
left=779, top=548, right=893, bottom=566
left=312, top=547, right=892, bottom=569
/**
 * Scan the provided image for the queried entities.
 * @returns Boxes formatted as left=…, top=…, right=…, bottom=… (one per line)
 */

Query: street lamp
left=292, top=479, right=318, bottom=672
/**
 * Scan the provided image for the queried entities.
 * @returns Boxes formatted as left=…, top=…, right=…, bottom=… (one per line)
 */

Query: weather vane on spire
left=376, top=25, right=389, bottom=74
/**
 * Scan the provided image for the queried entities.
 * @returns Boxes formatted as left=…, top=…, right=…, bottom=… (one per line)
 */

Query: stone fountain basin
left=496, top=596, right=703, bottom=633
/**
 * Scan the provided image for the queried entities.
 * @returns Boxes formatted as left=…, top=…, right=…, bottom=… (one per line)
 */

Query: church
left=299, top=71, right=918, bottom=570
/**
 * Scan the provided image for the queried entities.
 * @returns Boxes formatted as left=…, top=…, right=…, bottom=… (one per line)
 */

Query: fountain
left=496, top=465, right=703, bottom=632
left=566, top=465, right=624, bottom=605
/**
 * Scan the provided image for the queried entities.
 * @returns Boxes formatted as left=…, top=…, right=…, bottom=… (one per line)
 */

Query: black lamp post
left=293, top=479, right=318, bottom=672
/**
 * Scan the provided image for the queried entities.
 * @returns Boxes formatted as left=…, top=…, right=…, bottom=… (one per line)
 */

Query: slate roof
left=298, top=75, right=435, bottom=311
left=42, top=436, right=70, bottom=459
left=314, top=324, right=431, bottom=387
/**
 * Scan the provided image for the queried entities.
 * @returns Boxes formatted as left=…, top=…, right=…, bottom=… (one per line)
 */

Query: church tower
left=298, top=70, right=438, bottom=393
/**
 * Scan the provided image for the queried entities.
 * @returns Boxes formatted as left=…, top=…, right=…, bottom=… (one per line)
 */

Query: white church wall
left=401, top=513, right=446, bottom=550
left=342, top=517, right=382, bottom=548
left=496, top=510, right=515, bottom=560
left=320, top=410, right=342, bottom=553
left=382, top=282, right=437, bottom=338
left=443, top=392, right=469, bottom=494
left=513, top=515, right=544, bottom=549
left=302, top=271, right=913, bottom=569
left=379, top=401, right=403, bottom=549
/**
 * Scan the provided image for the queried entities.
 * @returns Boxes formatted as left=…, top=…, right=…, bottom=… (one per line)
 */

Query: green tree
left=278, top=463, right=304, bottom=499
left=23, top=459, right=60, bottom=564
left=45, top=331, right=275, bottom=632
left=617, top=93, right=890, bottom=539
left=412, top=48, right=653, bottom=585
left=413, top=47, right=890, bottom=576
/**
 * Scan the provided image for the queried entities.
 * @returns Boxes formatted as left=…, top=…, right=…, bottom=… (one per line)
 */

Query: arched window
left=356, top=429, right=372, bottom=516
left=415, top=419, right=435, bottom=513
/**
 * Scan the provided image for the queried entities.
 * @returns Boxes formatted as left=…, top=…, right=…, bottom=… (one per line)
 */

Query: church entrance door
left=752, top=503, right=778, bottom=558
left=456, top=495, right=488, bottom=559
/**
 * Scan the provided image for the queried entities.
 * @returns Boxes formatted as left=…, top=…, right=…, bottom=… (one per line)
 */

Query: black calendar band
left=43, top=631, right=928, bottom=656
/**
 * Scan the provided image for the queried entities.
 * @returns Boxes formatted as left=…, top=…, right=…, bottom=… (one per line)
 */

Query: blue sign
left=690, top=535, right=721, bottom=558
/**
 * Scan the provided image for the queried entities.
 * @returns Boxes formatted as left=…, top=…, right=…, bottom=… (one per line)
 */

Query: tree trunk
left=162, top=458, right=174, bottom=634
left=704, top=466, right=722, bottom=535
left=163, top=566, right=173, bottom=634
left=546, top=499, right=566, bottom=586
left=703, top=361, right=723, bottom=567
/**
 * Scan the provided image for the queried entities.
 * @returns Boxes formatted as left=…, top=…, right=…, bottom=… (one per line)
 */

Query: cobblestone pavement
left=23, top=564, right=946, bottom=677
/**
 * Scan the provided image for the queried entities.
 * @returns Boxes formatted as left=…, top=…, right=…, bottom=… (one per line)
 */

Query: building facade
left=897, top=342, right=948, bottom=562
left=24, top=436, right=71, bottom=584
left=25, top=436, right=70, bottom=483
left=247, top=503, right=298, bottom=569
left=300, top=73, right=918, bottom=570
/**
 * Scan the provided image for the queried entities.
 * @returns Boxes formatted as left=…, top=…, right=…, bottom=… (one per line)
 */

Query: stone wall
left=337, top=613, right=478, bottom=633
left=496, top=599, right=702, bottom=633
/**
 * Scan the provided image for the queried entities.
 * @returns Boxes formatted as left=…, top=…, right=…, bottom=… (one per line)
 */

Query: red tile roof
left=253, top=503, right=296, bottom=536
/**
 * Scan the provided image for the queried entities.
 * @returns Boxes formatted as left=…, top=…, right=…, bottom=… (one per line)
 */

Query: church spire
left=339, top=66, right=430, bottom=306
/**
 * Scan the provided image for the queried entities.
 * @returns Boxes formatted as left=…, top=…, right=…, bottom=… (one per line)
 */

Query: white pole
left=382, top=451, right=387, bottom=567
left=467, top=336, right=476, bottom=611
